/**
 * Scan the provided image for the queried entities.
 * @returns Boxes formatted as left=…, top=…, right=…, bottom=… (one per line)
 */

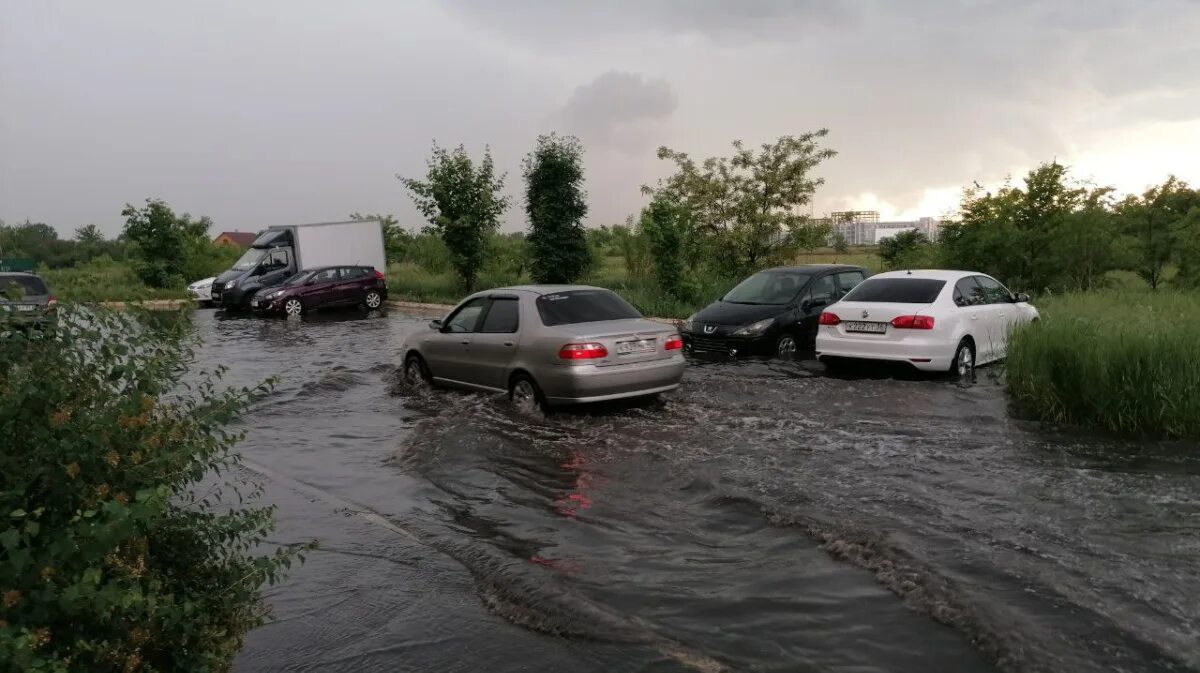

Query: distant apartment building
left=823, top=211, right=942, bottom=244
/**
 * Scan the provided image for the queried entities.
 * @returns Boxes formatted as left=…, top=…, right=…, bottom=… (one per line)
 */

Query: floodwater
left=189, top=309, right=1200, bottom=673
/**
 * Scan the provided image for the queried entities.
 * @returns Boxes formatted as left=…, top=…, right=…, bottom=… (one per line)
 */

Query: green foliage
left=1115, top=176, right=1200, bottom=290
left=652, top=131, right=836, bottom=276
left=1006, top=291, right=1200, bottom=438
left=524, top=134, right=591, bottom=284
left=121, top=200, right=214, bottom=289
left=399, top=143, right=510, bottom=292
left=349, top=213, right=411, bottom=265
left=940, top=163, right=1129, bottom=292
left=40, top=257, right=187, bottom=302
left=0, top=220, right=125, bottom=270
left=611, top=223, right=652, bottom=280
left=72, top=225, right=104, bottom=246
left=638, top=194, right=687, bottom=297
left=0, top=308, right=305, bottom=672
left=484, top=232, right=528, bottom=280
left=1172, top=207, right=1200, bottom=288
left=878, top=229, right=932, bottom=269
left=831, top=231, right=849, bottom=254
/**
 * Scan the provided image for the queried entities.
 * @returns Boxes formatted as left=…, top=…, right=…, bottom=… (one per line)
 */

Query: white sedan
left=187, top=277, right=216, bottom=306
left=815, top=270, right=1038, bottom=375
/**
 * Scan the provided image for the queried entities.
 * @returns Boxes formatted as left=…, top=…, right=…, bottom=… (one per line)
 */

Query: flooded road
left=195, top=309, right=1200, bottom=673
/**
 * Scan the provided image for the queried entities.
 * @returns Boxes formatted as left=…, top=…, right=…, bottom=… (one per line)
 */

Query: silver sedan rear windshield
left=0, top=275, right=48, bottom=296
left=536, top=290, right=642, bottom=326
left=842, top=278, right=946, bottom=303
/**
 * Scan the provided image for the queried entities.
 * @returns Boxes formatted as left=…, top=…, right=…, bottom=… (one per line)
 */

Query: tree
left=652, top=131, right=836, bottom=276
left=121, top=199, right=214, bottom=288
left=639, top=193, right=687, bottom=297
left=74, top=224, right=104, bottom=245
left=878, top=229, right=931, bottom=269
left=1116, top=176, right=1199, bottom=290
left=831, top=231, right=849, bottom=255
left=399, top=143, right=509, bottom=291
left=1172, top=206, right=1200, bottom=288
left=524, top=134, right=591, bottom=284
left=350, top=212, right=410, bottom=265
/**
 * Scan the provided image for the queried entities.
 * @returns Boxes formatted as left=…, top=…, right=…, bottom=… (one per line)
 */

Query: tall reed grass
left=1005, top=290, right=1200, bottom=438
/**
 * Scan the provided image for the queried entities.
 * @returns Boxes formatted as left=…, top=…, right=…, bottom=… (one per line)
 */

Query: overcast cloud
left=2, top=0, right=1198, bottom=236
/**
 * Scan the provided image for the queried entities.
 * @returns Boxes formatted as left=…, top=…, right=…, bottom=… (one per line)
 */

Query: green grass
left=1006, top=290, right=1200, bottom=438
left=40, top=260, right=187, bottom=302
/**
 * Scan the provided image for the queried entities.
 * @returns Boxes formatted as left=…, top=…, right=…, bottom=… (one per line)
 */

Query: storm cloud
left=2, top=0, right=1198, bottom=234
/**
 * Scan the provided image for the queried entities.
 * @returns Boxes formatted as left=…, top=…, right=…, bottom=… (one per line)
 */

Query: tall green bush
left=524, top=134, right=591, bottom=284
left=0, top=308, right=303, bottom=672
left=638, top=193, right=687, bottom=297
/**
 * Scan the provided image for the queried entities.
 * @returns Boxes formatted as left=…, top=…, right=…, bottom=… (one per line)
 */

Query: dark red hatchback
left=250, top=266, right=387, bottom=317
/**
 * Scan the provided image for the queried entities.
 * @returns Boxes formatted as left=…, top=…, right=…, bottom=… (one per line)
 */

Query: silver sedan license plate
left=844, top=321, right=887, bottom=334
left=16, top=304, right=37, bottom=311
left=617, top=339, right=656, bottom=355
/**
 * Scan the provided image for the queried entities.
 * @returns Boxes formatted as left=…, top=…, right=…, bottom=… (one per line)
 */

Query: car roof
left=864, top=269, right=981, bottom=281
left=488, top=284, right=607, bottom=296
left=759, top=264, right=865, bottom=273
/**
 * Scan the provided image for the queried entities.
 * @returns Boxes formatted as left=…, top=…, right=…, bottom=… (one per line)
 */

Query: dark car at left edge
left=250, top=265, right=387, bottom=317
left=680, top=264, right=868, bottom=358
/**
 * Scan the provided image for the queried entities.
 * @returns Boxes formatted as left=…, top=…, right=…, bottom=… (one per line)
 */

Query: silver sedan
left=400, top=285, right=686, bottom=410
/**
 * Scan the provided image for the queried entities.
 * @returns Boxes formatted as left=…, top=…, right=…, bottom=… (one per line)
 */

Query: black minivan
left=680, top=264, right=868, bottom=358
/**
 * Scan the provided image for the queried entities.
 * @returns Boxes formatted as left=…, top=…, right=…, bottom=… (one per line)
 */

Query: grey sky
left=2, top=0, right=1198, bottom=238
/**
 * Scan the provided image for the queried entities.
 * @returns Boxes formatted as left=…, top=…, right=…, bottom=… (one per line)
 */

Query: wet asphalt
left=190, top=308, right=1200, bottom=673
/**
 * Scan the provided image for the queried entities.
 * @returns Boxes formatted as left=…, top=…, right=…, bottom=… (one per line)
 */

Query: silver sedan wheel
left=404, top=358, right=428, bottom=389
left=777, top=335, right=797, bottom=359
left=955, top=342, right=975, bottom=377
left=511, top=379, right=540, bottom=412
left=284, top=299, right=303, bottom=317
left=365, top=291, right=382, bottom=309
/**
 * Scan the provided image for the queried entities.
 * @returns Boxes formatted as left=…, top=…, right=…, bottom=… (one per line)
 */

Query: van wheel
left=951, top=339, right=975, bottom=378
left=283, top=298, right=304, bottom=317
left=509, top=373, right=545, bottom=413
left=363, top=290, right=383, bottom=310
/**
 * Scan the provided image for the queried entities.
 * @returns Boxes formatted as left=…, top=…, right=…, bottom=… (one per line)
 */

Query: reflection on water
left=190, top=310, right=1199, bottom=673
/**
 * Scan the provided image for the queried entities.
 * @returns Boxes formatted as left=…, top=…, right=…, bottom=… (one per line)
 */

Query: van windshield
left=231, top=248, right=266, bottom=271
left=723, top=271, right=811, bottom=305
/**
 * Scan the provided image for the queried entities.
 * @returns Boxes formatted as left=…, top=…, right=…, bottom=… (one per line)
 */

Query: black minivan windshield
left=722, top=271, right=811, bottom=305
left=231, top=248, right=267, bottom=271
left=537, top=290, right=642, bottom=326
left=842, top=278, right=946, bottom=303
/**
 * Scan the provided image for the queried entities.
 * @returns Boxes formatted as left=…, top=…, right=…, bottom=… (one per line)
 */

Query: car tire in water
left=776, top=334, right=799, bottom=360
left=363, top=290, right=383, bottom=311
left=283, top=298, right=304, bottom=318
left=509, top=373, right=545, bottom=414
left=403, top=353, right=432, bottom=389
left=951, top=338, right=975, bottom=378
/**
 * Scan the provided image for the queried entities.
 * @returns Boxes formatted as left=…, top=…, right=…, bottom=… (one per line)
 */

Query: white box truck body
left=273, top=220, right=386, bottom=273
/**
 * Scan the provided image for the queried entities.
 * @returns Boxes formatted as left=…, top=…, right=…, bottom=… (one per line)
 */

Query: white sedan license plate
left=844, top=321, right=887, bottom=334
left=617, top=339, right=656, bottom=355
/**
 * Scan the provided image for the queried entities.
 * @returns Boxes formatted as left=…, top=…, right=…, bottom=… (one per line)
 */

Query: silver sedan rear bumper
left=540, top=355, right=686, bottom=404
